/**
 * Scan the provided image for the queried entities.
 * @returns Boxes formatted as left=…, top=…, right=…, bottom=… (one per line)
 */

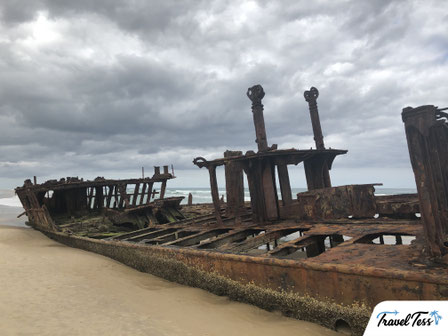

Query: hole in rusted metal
left=233, top=230, right=265, bottom=243
left=324, top=234, right=350, bottom=248
left=334, top=319, right=352, bottom=335
left=269, top=233, right=348, bottom=259
left=245, top=229, right=308, bottom=256
left=356, top=233, right=416, bottom=245
left=280, top=230, right=304, bottom=242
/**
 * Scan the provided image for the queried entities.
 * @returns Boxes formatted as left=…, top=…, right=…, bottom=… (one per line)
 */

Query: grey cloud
left=0, top=0, right=447, bottom=188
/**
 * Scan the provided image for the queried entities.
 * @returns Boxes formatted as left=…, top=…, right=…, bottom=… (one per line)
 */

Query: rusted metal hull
left=15, top=167, right=187, bottom=238
left=33, top=217, right=446, bottom=336
left=17, top=186, right=442, bottom=335
left=102, top=217, right=447, bottom=308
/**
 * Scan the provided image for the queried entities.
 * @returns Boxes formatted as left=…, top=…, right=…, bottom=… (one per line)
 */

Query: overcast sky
left=0, top=0, right=447, bottom=189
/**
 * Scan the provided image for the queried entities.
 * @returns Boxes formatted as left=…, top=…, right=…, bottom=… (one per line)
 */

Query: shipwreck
left=16, top=85, right=448, bottom=335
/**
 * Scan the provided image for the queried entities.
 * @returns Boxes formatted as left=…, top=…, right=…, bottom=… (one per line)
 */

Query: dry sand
left=0, top=202, right=338, bottom=336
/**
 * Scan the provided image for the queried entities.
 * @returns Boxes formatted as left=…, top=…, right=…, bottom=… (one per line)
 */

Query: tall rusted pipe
left=304, top=87, right=325, bottom=150
left=247, top=85, right=268, bottom=152
left=304, top=87, right=331, bottom=187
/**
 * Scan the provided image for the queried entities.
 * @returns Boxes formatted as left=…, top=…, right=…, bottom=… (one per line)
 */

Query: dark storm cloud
left=0, top=0, right=447, bottom=187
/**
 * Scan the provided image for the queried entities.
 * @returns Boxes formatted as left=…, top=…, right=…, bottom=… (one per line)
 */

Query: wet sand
left=0, top=222, right=339, bottom=336
left=0, top=189, right=26, bottom=228
left=0, top=205, right=26, bottom=227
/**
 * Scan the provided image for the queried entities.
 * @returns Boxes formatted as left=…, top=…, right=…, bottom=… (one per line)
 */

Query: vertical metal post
left=277, top=164, right=292, bottom=205
left=245, top=85, right=279, bottom=221
left=132, top=183, right=140, bottom=206
left=208, top=165, right=223, bottom=225
left=304, top=87, right=331, bottom=188
left=140, top=183, right=147, bottom=206
left=244, top=161, right=267, bottom=223
left=224, top=150, right=245, bottom=219
left=304, top=87, right=325, bottom=150
left=192, top=157, right=224, bottom=225
left=160, top=181, right=167, bottom=199
left=247, top=85, right=268, bottom=152
left=402, top=105, right=448, bottom=260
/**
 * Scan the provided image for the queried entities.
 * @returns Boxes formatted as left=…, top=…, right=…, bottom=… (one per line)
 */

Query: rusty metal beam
left=106, top=185, right=114, bottom=208
left=140, top=183, right=147, bottom=205
left=221, top=228, right=305, bottom=253
left=146, top=182, right=154, bottom=204
left=166, top=229, right=231, bottom=247
left=277, top=164, right=292, bottom=206
left=132, top=183, right=140, bottom=206
left=197, top=229, right=261, bottom=249
left=402, top=105, right=448, bottom=260
left=160, top=181, right=167, bottom=199
left=125, top=228, right=177, bottom=242
left=146, top=230, right=199, bottom=245
left=208, top=165, right=223, bottom=225
left=262, top=162, right=279, bottom=220
left=244, top=161, right=267, bottom=223
left=224, top=150, right=245, bottom=219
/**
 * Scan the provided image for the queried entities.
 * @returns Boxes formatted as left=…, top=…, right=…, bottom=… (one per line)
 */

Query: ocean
left=0, top=187, right=417, bottom=209
left=163, top=187, right=417, bottom=205
left=0, top=187, right=417, bottom=228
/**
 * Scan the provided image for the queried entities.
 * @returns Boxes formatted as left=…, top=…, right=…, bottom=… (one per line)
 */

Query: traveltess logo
left=364, top=301, right=447, bottom=336
left=376, top=309, right=442, bottom=327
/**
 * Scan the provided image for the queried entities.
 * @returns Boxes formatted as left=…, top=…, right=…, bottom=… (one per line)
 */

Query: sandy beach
left=0, top=202, right=338, bottom=336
